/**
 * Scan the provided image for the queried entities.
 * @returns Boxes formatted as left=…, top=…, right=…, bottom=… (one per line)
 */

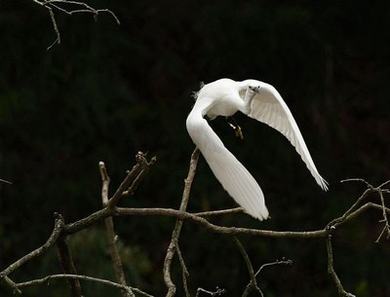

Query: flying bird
left=186, top=78, right=328, bottom=221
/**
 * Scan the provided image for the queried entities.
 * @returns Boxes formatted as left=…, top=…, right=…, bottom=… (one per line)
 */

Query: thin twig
left=99, top=161, right=110, bottom=206
left=15, top=274, right=153, bottom=297
left=340, top=178, right=374, bottom=189
left=327, top=188, right=371, bottom=228
left=338, top=179, right=390, bottom=241
left=378, top=180, right=390, bottom=188
left=242, top=259, right=293, bottom=297
left=46, top=6, right=60, bottom=50
left=196, top=287, right=226, bottom=297
left=176, top=242, right=191, bottom=297
left=99, top=161, right=135, bottom=297
left=122, top=154, right=157, bottom=196
left=0, top=178, right=12, bottom=184
left=0, top=213, right=64, bottom=278
left=56, top=238, right=83, bottom=297
left=194, top=207, right=244, bottom=217
left=326, top=235, right=356, bottom=297
left=233, top=237, right=263, bottom=297
left=375, top=189, right=390, bottom=242
left=0, top=276, right=22, bottom=295
left=163, top=148, right=200, bottom=297
left=32, top=0, right=120, bottom=50
left=107, top=152, right=156, bottom=209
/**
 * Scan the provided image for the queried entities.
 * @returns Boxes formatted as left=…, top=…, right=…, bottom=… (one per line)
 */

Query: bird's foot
left=228, top=122, right=244, bottom=140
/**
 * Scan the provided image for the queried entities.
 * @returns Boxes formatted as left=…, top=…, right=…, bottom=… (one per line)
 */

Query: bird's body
left=186, top=78, right=328, bottom=221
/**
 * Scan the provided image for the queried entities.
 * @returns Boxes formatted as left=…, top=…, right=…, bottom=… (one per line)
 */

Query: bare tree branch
left=194, top=207, right=243, bottom=217
left=31, top=0, right=120, bottom=50
left=117, top=207, right=328, bottom=239
left=326, top=235, right=356, bottom=297
left=375, top=189, right=390, bottom=242
left=196, top=287, right=226, bottom=297
left=57, top=200, right=390, bottom=240
left=340, top=178, right=374, bottom=189
left=175, top=242, right=191, bottom=297
left=15, top=273, right=153, bottom=297
left=99, top=161, right=135, bottom=297
left=0, top=276, right=22, bottom=295
left=242, top=258, right=293, bottom=297
left=163, top=148, right=200, bottom=297
left=0, top=213, right=64, bottom=278
left=337, top=178, right=390, bottom=241
left=56, top=238, right=83, bottom=297
left=107, top=152, right=156, bottom=209
left=1, top=150, right=388, bottom=297
left=0, top=178, right=12, bottom=184
left=99, top=161, right=110, bottom=205
left=233, top=237, right=263, bottom=297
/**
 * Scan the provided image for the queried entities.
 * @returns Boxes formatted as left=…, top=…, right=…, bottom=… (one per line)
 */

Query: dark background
left=1, top=0, right=389, bottom=296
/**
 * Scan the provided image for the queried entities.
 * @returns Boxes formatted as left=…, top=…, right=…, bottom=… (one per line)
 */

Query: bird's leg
left=226, top=116, right=244, bottom=140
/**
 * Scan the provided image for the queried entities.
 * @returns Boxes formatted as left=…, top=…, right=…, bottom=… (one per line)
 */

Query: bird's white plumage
left=239, top=79, right=328, bottom=191
left=186, top=78, right=327, bottom=221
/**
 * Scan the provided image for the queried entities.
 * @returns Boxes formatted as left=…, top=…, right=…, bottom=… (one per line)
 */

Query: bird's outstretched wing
left=241, top=80, right=328, bottom=190
left=186, top=98, right=269, bottom=220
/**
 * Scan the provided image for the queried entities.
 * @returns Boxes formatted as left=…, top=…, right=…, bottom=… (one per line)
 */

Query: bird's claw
left=228, top=122, right=244, bottom=140
left=234, top=125, right=244, bottom=140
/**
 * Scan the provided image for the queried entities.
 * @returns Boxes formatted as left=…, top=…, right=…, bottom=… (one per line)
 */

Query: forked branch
left=99, top=161, right=135, bottom=297
left=0, top=151, right=388, bottom=297
left=31, top=0, right=120, bottom=50
left=163, top=149, right=200, bottom=297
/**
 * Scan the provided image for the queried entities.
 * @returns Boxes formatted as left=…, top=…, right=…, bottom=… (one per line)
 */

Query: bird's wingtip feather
left=319, top=177, right=329, bottom=191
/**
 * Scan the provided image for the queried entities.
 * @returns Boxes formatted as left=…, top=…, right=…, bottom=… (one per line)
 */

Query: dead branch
left=326, top=235, right=355, bottom=297
left=0, top=150, right=389, bottom=297
left=163, top=148, right=200, bottom=297
left=31, top=0, right=120, bottom=50
left=335, top=179, right=390, bottom=242
left=99, top=161, right=135, bottom=297
left=15, top=273, right=153, bottom=297
left=107, top=152, right=156, bottom=209
left=234, top=237, right=263, bottom=297
left=0, top=178, right=12, bottom=184
left=116, top=207, right=327, bottom=238
left=196, top=287, right=226, bottom=297
left=56, top=238, right=83, bottom=297
left=58, top=200, right=390, bottom=240
left=375, top=188, right=390, bottom=242
left=0, top=213, right=64, bottom=279
left=0, top=276, right=21, bottom=295
left=175, top=242, right=191, bottom=297
left=242, top=258, right=293, bottom=297
left=194, top=207, right=244, bottom=217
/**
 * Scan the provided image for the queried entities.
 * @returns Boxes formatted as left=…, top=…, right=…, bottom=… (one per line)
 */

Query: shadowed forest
left=0, top=1, right=389, bottom=296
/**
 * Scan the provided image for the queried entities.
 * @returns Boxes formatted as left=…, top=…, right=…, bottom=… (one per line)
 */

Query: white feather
left=186, top=78, right=327, bottom=221
left=239, top=80, right=328, bottom=191
left=186, top=95, right=269, bottom=220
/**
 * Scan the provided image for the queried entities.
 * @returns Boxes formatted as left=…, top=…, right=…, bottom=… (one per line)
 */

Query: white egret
left=186, top=78, right=328, bottom=220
